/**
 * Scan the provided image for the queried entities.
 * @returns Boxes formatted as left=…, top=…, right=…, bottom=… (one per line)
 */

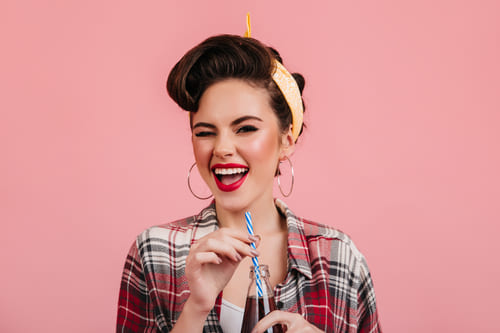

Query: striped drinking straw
left=244, top=211, right=264, bottom=298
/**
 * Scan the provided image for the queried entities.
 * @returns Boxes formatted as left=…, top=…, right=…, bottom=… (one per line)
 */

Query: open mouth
left=211, top=164, right=249, bottom=192
left=213, top=167, right=249, bottom=185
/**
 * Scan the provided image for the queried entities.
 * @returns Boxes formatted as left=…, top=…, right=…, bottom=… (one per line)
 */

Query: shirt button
left=276, top=301, right=284, bottom=309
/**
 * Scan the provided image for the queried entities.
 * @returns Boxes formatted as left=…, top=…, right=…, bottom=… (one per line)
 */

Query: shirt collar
left=275, top=199, right=313, bottom=279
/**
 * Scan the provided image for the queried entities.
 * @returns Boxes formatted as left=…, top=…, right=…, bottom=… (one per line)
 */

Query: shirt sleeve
left=116, top=240, right=158, bottom=332
left=357, top=257, right=382, bottom=333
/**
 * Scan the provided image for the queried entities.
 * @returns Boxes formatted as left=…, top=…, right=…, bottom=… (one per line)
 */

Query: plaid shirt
left=117, top=200, right=381, bottom=332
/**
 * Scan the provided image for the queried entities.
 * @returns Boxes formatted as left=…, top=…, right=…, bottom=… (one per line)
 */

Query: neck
left=215, top=197, right=285, bottom=235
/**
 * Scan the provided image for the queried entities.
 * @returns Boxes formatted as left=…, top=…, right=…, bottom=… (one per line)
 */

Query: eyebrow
left=231, top=115, right=263, bottom=126
left=192, top=122, right=216, bottom=130
left=192, top=116, right=263, bottom=129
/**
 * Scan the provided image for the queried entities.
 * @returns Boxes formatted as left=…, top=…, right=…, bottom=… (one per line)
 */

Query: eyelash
left=237, top=125, right=258, bottom=133
left=194, top=125, right=258, bottom=137
left=194, top=131, right=215, bottom=137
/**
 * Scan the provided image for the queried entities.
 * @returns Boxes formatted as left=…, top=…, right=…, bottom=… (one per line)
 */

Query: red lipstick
left=211, top=163, right=249, bottom=192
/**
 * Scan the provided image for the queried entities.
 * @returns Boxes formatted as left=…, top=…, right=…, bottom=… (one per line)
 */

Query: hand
left=251, top=310, right=324, bottom=333
left=184, top=228, right=260, bottom=313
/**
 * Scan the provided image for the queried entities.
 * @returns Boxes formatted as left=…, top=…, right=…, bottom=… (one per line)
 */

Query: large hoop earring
left=187, top=163, right=213, bottom=200
left=277, top=156, right=294, bottom=197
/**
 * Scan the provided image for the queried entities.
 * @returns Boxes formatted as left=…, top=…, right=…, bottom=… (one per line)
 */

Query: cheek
left=192, top=143, right=214, bottom=183
left=245, top=132, right=280, bottom=163
left=192, top=141, right=212, bottom=166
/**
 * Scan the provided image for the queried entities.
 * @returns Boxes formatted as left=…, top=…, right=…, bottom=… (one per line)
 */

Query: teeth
left=214, top=167, right=248, bottom=175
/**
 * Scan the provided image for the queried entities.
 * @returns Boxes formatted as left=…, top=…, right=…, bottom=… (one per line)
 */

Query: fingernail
left=235, top=253, right=242, bottom=261
left=248, top=235, right=258, bottom=242
left=250, top=249, right=259, bottom=257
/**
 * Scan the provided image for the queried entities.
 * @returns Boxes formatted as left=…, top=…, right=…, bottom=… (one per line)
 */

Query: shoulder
left=135, top=203, right=218, bottom=251
left=278, top=197, right=364, bottom=261
left=299, top=217, right=366, bottom=261
left=299, top=217, right=350, bottom=242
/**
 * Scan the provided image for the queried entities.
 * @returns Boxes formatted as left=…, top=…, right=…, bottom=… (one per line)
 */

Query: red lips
left=211, top=163, right=249, bottom=192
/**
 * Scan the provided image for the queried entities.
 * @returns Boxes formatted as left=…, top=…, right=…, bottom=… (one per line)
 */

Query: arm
left=116, top=240, right=213, bottom=333
left=116, top=241, right=156, bottom=332
left=118, top=229, right=260, bottom=332
left=172, top=228, right=260, bottom=331
left=357, top=258, right=382, bottom=333
left=169, top=298, right=211, bottom=333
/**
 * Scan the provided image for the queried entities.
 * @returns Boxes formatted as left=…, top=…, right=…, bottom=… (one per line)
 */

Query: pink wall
left=2, top=0, right=499, bottom=331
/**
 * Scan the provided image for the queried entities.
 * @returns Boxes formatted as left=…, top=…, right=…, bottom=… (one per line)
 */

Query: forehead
left=193, top=79, right=275, bottom=123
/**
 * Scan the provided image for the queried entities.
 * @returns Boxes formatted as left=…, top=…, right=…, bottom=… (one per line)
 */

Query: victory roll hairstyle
left=166, top=34, right=306, bottom=139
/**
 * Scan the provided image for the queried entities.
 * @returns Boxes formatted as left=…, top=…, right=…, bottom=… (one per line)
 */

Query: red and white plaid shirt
left=117, top=200, right=382, bottom=332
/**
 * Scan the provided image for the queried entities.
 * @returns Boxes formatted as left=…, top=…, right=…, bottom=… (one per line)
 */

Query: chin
left=214, top=196, right=249, bottom=212
left=212, top=191, right=256, bottom=213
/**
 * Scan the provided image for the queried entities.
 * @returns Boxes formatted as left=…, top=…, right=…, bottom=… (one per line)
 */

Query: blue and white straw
left=245, top=211, right=264, bottom=298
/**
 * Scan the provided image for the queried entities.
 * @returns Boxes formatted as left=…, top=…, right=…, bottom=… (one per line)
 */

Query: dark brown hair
left=166, top=34, right=305, bottom=138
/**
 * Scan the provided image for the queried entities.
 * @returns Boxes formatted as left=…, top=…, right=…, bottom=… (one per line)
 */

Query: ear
left=279, top=125, right=295, bottom=161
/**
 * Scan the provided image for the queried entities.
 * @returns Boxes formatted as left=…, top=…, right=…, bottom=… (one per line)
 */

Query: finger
left=203, top=230, right=260, bottom=258
left=218, top=228, right=261, bottom=251
left=218, top=227, right=255, bottom=243
left=192, top=252, right=223, bottom=265
left=253, top=311, right=322, bottom=333
left=221, top=234, right=260, bottom=258
left=197, top=237, right=244, bottom=262
left=248, top=234, right=261, bottom=248
left=251, top=310, right=295, bottom=333
left=217, top=228, right=262, bottom=249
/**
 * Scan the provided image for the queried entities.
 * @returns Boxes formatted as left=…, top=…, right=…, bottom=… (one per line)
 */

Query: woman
left=117, top=32, right=381, bottom=333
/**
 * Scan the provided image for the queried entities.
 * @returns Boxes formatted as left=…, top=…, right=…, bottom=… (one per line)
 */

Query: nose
left=213, top=132, right=234, bottom=158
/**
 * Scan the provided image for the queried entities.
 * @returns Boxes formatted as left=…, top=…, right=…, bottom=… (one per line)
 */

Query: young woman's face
left=191, top=79, right=293, bottom=212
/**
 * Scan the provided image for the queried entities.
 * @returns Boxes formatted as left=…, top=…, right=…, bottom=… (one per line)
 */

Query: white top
left=220, top=298, right=244, bottom=333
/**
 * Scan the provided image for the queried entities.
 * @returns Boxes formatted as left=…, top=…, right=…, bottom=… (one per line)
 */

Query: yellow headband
left=245, top=13, right=304, bottom=141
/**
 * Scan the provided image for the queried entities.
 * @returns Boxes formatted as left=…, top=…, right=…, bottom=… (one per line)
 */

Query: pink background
left=2, top=0, right=499, bottom=332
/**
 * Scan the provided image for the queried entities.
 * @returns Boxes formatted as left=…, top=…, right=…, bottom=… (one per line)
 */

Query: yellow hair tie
left=272, top=61, right=304, bottom=141
left=245, top=13, right=303, bottom=142
left=244, top=12, right=251, bottom=38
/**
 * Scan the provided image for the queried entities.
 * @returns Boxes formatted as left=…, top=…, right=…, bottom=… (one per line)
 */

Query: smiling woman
left=116, top=30, right=382, bottom=333
left=191, top=79, right=290, bottom=213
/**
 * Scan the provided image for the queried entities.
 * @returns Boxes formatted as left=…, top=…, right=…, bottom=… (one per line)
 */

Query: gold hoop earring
left=277, top=156, right=294, bottom=197
left=187, top=163, right=213, bottom=200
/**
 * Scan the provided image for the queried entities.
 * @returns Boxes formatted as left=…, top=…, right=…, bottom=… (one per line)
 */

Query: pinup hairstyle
left=166, top=34, right=306, bottom=138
